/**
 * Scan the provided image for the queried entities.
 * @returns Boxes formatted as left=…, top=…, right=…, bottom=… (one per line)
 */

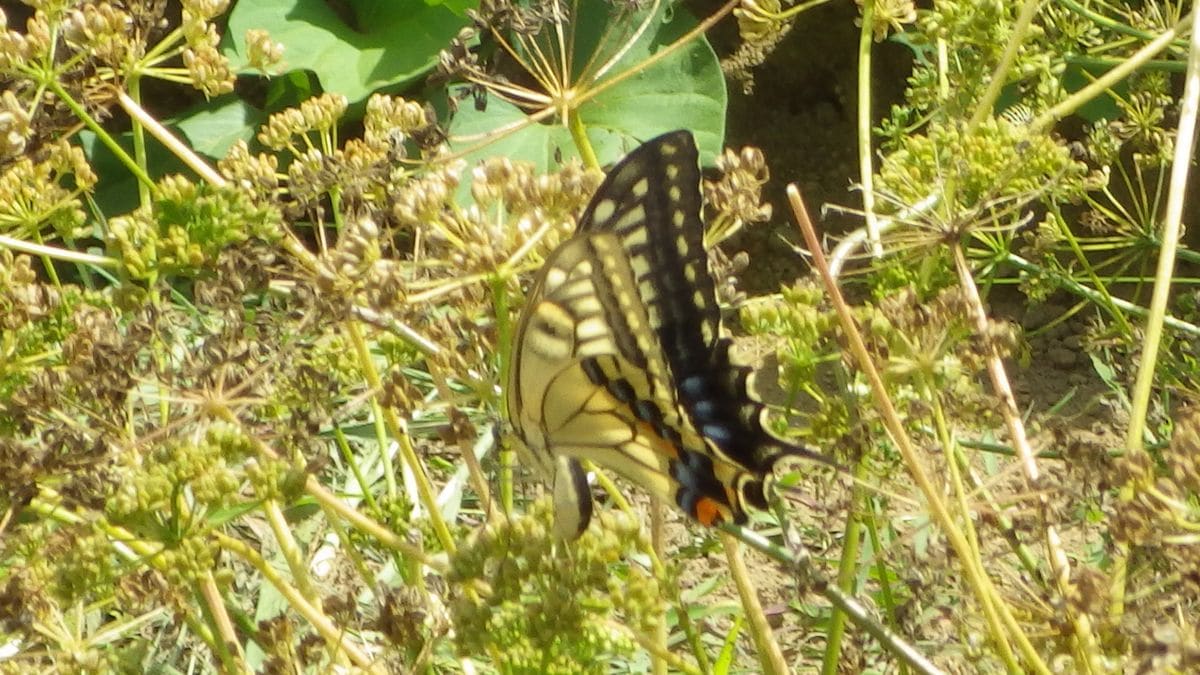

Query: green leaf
left=173, top=95, right=263, bottom=158
left=446, top=0, right=726, bottom=171
left=713, top=615, right=741, bottom=674
left=572, top=2, right=726, bottom=157
left=1089, top=352, right=1118, bottom=386
left=223, top=0, right=472, bottom=103
left=206, top=500, right=264, bottom=527
left=266, top=70, right=318, bottom=110
left=1060, top=60, right=1124, bottom=123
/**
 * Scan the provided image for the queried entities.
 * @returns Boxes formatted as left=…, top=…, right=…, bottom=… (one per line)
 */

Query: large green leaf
left=223, top=0, right=472, bottom=103
left=446, top=0, right=726, bottom=171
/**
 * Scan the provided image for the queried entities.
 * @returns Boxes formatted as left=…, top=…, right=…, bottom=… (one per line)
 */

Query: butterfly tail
left=713, top=338, right=833, bottom=511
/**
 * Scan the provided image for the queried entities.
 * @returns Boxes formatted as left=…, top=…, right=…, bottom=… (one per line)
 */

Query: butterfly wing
left=507, top=130, right=825, bottom=537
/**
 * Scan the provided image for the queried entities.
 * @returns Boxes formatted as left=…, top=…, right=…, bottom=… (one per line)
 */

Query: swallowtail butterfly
left=506, top=130, right=824, bottom=538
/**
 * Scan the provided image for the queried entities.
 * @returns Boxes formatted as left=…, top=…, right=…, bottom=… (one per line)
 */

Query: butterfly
left=506, top=130, right=826, bottom=538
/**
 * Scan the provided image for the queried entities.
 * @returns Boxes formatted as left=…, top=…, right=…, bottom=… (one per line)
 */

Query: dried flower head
left=259, top=93, right=349, bottom=151
left=0, top=140, right=93, bottom=240
left=0, top=85, right=31, bottom=158
left=244, top=28, right=284, bottom=73
left=61, top=3, right=136, bottom=69
left=705, top=143, right=772, bottom=246
left=862, top=0, right=917, bottom=41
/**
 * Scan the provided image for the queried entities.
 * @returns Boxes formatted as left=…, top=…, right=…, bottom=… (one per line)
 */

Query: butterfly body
left=507, top=131, right=822, bottom=538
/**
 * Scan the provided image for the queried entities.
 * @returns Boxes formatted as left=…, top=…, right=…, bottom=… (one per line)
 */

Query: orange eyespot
left=693, top=497, right=726, bottom=527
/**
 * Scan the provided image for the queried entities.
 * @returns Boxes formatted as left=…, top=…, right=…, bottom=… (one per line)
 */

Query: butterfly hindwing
left=508, top=232, right=693, bottom=534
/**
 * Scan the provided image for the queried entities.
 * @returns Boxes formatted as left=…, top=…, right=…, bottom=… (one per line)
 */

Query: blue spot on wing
left=701, top=423, right=734, bottom=446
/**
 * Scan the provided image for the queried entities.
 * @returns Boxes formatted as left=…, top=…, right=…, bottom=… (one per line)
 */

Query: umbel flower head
left=448, top=499, right=666, bottom=671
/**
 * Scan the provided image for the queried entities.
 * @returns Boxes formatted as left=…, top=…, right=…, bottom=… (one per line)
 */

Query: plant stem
left=345, top=320, right=456, bottom=553
left=215, top=533, right=383, bottom=673
left=0, top=234, right=115, bottom=267
left=721, top=531, right=789, bottom=675
left=966, top=0, right=1039, bottom=136
left=117, top=91, right=226, bottom=187
left=126, top=77, right=151, bottom=207
left=729, top=523, right=944, bottom=675
left=197, top=572, right=249, bottom=673
left=1125, top=8, right=1200, bottom=453
left=1003, top=253, right=1200, bottom=335
left=1033, top=14, right=1191, bottom=132
left=856, top=0, right=881, bottom=255
left=788, top=185, right=1039, bottom=674
left=821, top=457, right=870, bottom=675
left=569, top=111, right=599, bottom=170
left=47, top=81, right=154, bottom=189
left=953, top=244, right=1100, bottom=673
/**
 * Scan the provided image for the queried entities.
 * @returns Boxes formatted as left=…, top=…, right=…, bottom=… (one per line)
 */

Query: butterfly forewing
left=576, top=133, right=721, bottom=370
left=507, top=130, right=823, bottom=538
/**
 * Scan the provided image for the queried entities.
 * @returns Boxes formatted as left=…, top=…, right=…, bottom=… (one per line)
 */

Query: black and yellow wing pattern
left=506, top=130, right=824, bottom=538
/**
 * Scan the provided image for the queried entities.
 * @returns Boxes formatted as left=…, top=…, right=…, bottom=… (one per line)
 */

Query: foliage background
left=1, top=0, right=1198, bottom=673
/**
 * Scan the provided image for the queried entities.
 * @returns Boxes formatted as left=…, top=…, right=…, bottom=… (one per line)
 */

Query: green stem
left=46, top=81, right=153, bottom=189
left=1049, top=206, right=1134, bottom=334
left=117, top=91, right=226, bottom=187
left=865, top=500, right=903, bottom=669
left=1065, top=54, right=1187, bottom=73
left=721, top=532, right=788, bottom=675
left=1033, top=14, right=1190, bottom=132
left=1004, top=253, right=1200, bottom=335
left=215, top=533, right=382, bottom=673
left=768, top=0, right=834, bottom=22
left=492, top=274, right=515, bottom=516
left=727, top=523, right=943, bottom=675
left=966, top=0, right=1039, bottom=135
left=856, top=0, right=881, bottom=255
left=788, top=186, right=1040, bottom=674
left=333, top=424, right=380, bottom=512
left=128, top=76, right=151, bottom=207
left=1057, top=0, right=1190, bottom=46
left=1124, top=9, right=1200, bottom=452
left=568, top=112, right=598, bottom=170
left=821, top=457, right=870, bottom=675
